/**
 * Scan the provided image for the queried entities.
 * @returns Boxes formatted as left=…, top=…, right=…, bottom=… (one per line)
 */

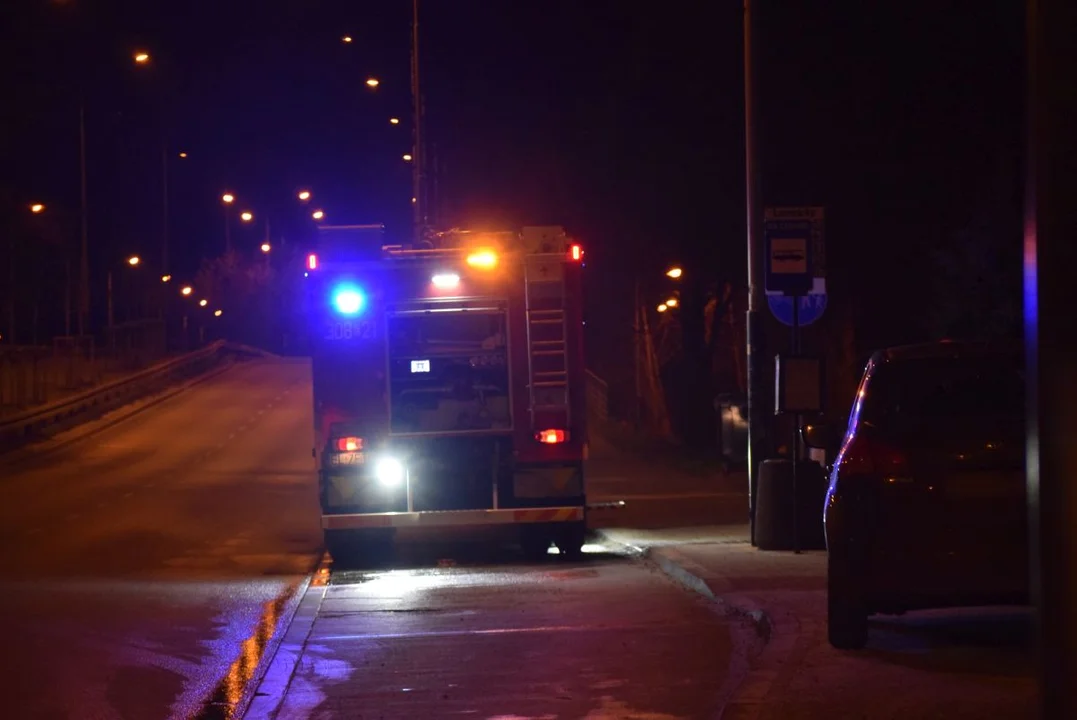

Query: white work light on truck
left=375, top=457, right=405, bottom=487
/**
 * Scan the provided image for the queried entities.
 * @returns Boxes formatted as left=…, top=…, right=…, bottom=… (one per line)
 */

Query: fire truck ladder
left=524, top=256, right=570, bottom=429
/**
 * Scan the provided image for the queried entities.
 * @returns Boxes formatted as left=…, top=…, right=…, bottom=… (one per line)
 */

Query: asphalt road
left=0, top=358, right=323, bottom=720
left=249, top=542, right=734, bottom=719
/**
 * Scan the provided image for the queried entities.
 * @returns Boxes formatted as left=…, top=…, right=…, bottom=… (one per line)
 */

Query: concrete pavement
left=0, top=358, right=323, bottom=719
left=600, top=526, right=1037, bottom=719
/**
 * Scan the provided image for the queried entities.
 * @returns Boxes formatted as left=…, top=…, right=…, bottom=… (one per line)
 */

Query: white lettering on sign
left=770, top=238, right=808, bottom=274
left=411, top=359, right=431, bottom=373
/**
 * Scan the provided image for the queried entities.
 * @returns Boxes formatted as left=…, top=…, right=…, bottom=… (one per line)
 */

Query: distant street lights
left=178, top=151, right=188, bottom=159
left=127, top=255, right=141, bottom=266
left=666, top=267, right=683, bottom=279
left=260, top=243, right=271, bottom=254
left=221, top=193, right=235, bottom=204
left=365, top=78, right=380, bottom=88
left=390, top=117, right=400, bottom=125
left=161, top=274, right=172, bottom=283
left=342, top=36, right=353, bottom=43
left=180, top=285, right=193, bottom=297
left=133, top=51, right=151, bottom=65
left=240, top=211, right=254, bottom=222
left=402, top=154, right=413, bottom=162
left=30, top=203, right=45, bottom=214
left=297, top=190, right=311, bottom=202
left=657, top=304, right=669, bottom=313
left=199, top=299, right=208, bottom=307
left=312, top=210, right=325, bottom=221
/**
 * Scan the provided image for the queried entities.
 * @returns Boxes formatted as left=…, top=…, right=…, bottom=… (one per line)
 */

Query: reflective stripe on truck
left=322, top=506, right=584, bottom=530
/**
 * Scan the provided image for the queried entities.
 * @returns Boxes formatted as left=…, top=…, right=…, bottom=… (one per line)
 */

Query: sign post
left=764, top=206, right=825, bottom=552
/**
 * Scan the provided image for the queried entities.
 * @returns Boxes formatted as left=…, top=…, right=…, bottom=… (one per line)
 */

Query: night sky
left=1, top=1, right=1024, bottom=370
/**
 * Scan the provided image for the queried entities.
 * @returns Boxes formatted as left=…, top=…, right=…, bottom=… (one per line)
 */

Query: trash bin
left=755, top=458, right=827, bottom=551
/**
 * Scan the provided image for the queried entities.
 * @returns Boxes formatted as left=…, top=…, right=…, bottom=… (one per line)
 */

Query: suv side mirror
left=801, top=422, right=838, bottom=450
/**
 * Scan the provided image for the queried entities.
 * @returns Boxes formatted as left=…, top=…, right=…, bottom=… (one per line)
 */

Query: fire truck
left=307, top=224, right=588, bottom=562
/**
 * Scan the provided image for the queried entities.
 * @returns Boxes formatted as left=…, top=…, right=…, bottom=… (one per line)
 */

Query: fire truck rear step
left=323, top=506, right=585, bottom=530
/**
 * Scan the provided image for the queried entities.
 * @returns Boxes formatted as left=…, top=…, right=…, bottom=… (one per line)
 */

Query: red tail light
left=568, top=244, right=583, bottom=262
left=334, top=436, right=363, bottom=452
left=307, top=253, right=318, bottom=270
left=839, top=434, right=906, bottom=476
left=536, top=429, right=567, bottom=444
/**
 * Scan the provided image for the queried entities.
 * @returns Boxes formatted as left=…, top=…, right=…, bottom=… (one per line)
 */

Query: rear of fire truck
left=307, top=224, right=588, bottom=562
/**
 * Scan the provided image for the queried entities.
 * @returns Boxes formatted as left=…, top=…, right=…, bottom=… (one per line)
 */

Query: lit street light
left=389, top=117, right=400, bottom=125
left=666, top=297, right=679, bottom=308
left=133, top=51, right=151, bottom=65
left=240, top=211, right=253, bottom=222
left=342, top=36, right=353, bottom=43
left=181, top=286, right=193, bottom=296
left=30, top=203, right=45, bottom=214
left=161, top=275, right=172, bottom=283
left=312, top=210, right=325, bottom=221
left=260, top=243, right=271, bottom=253
left=127, top=256, right=141, bottom=266
left=178, top=152, right=188, bottom=159
left=666, top=267, right=683, bottom=279
left=365, top=78, right=380, bottom=88
left=402, top=154, right=413, bottom=162
left=298, top=190, right=312, bottom=201
left=199, top=299, right=208, bottom=307
left=221, top=193, right=235, bottom=204
left=214, top=309, right=223, bottom=317
left=657, top=304, right=668, bottom=313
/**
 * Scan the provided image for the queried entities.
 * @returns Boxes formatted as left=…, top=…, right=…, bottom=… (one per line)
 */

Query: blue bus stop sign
left=767, top=292, right=828, bottom=327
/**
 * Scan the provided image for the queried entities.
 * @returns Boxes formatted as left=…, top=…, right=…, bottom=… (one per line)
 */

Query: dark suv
left=804, top=340, right=1027, bottom=649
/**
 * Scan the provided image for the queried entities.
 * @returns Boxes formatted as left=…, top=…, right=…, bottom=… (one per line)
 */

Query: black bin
left=755, top=459, right=828, bottom=551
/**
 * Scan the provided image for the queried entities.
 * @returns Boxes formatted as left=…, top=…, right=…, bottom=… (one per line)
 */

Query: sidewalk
left=599, top=526, right=1036, bottom=720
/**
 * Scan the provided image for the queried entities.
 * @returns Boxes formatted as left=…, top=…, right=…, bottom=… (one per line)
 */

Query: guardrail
left=0, top=340, right=229, bottom=454
left=585, top=369, right=609, bottom=424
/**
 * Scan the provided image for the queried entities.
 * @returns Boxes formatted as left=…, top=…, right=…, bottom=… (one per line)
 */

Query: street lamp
left=214, top=309, right=223, bottom=317
left=389, top=118, right=400, bottom=125
left=297, top=190, right=311, bottom=201
left=180, top=285, right=193, bottom=296
left=30, top=203, right=45, bottom=214
left=402, top=154, right=413, bottom=162
left=342, top=36, right=353, bottom=43
left=240, top=211, right=253, bottom=222
left=666, top=267, right=683, bottom=279
left=199, top=299, right=208, bottom=307
left=127, top=256, right=141, bottom=266
left=221, top=193, right=235, bottom=204
left=312, top=210, right=325, bottom=221
left=178, top=151, right=188, bottom=159
left=365, top=78, right=380, bottom=88
left=666, top=297, right=679, bottom=308
left=133, top=51, right=151, bottom=65
left=657, top=304, right=668, bottom=313
left=161, top=274, right=172, bottom=283
left=260, top=243, right=271, bottom=253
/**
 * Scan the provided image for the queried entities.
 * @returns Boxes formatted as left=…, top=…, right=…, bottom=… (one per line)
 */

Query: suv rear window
left=861, top=355, right=1024, bottom=424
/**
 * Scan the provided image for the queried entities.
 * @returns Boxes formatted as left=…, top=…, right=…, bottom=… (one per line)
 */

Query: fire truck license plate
left=330, top=452, right=365, bottom=466
left=324, top=320, right=377, bottom=341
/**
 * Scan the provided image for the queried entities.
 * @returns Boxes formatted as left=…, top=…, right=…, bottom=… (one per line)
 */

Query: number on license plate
left=324, top=321, right=376, bottom=341
left=330, top=452, right=365, bottom=466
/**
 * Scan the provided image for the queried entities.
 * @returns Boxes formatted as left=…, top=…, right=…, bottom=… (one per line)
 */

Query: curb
left=595, top=528, right=774, bottom=643
left=241, top=554, right=333, bottom=720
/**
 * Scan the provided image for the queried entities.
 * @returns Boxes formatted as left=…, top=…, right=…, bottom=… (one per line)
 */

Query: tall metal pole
left=744, top=0, right=768, bottom=545
left=1026, top=0, right=1077, bottom=716
left=410, top=0, right=425, bottom=244
left=79, top=101, right=90, bottom=338
left=161, top=138, right=169, bottom=275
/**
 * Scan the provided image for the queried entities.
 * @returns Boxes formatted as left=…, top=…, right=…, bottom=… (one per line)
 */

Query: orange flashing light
left=307, top=253, right=318, bottom=270
left=334, top=436, right=363, bottom=452
left=569, top=244, right=583, bottom=262
left=536, top=429, right=567, bottom=444
left=466, top=249, right=498, bottom=270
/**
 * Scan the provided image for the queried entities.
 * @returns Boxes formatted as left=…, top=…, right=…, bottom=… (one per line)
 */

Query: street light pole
left=744, top=0, right=769, bottom=544
left=79, top=101, right=90, bottom=338
left=1026, top=0, right=1077, bottom=715
left=410, top=0, right=426, bottom=244
left=162, top=138, right=169, bottom=275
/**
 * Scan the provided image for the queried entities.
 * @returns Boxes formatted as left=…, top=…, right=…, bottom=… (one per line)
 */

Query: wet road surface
left=0, top=358, right=323, bottom=719
left=250, top=542, right=734, bottom=719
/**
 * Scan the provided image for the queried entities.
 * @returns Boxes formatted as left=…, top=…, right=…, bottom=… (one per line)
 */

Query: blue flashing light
left=331, top=284, right=366, bottom=315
